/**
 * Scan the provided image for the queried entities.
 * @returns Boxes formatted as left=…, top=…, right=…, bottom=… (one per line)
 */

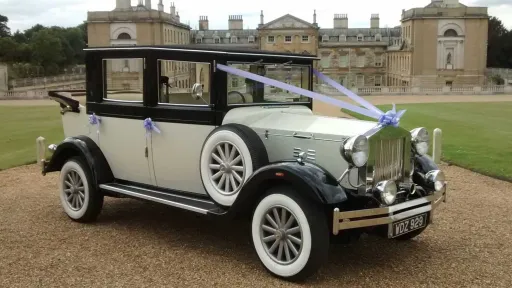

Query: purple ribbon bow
left=378, top=104, right=406, bottom=127
left=143, top=118, right=161, bottom=136
left=88, top=113, right=101, bottom=125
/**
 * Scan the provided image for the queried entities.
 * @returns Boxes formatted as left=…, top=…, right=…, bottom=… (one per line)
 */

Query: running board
left=99, top=183, right=225, bottom=215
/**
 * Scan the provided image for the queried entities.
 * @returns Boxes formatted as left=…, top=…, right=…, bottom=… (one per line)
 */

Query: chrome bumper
left=332, top=186, right=447, bottom=235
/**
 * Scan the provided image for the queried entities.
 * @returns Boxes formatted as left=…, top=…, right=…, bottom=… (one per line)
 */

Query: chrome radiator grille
left=372, top=138, right=405, bottom=184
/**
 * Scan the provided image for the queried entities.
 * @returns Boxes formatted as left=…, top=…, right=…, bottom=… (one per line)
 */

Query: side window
left=158, top=59, right=211, bottom=106
left=103, top=58, right=144, bottom=102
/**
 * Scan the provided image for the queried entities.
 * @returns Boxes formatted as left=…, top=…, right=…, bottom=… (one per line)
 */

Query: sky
left=1, top=0, right=511, bottom=33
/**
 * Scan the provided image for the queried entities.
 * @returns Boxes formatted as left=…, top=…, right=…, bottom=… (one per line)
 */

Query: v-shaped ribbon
left=216, top=64, right=406, bottom=127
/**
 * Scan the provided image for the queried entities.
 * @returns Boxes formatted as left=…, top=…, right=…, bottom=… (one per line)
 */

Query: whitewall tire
left=59, top=156, right=103, bottom=222
left=251, top=186, right=329, bottom=281
left=200, top=124, right=268, bottom=207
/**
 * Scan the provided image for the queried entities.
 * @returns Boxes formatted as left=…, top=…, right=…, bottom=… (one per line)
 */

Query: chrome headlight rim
left=375, top=180, right=398, bottom=205
left=340, top=135, right=369, bottom=168
left=426, top=169, right=446, bottom=192
left=410, top=127, right=429, bottom=156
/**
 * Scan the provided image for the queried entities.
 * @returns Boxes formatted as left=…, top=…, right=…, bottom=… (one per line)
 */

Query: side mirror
left=191, top=83, right=203, bottom=100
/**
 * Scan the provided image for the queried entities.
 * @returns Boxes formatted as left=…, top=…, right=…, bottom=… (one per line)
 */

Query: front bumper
left=332, top=185, right=447, bottom=236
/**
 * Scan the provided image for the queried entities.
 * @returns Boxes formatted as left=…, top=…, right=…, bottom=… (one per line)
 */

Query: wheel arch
left=44, top=136, right=114, bottom=190
left=229, top=161, right=348, bottom=218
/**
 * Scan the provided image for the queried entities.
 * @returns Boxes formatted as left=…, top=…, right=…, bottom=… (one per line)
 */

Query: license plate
left=390, top=213, right=428, bottom=238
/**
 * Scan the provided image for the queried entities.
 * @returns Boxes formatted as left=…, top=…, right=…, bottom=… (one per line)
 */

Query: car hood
left=222, top=105, right=379, bottom=141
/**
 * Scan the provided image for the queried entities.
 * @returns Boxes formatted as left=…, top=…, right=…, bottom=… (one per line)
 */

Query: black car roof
left=83, top=45, right=320, bottom=60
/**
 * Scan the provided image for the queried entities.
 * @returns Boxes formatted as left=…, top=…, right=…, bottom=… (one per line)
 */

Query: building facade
left=87, top=0, right=489, bottom=88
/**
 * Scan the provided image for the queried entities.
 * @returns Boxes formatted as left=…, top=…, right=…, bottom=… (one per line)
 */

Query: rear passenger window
left=103, top=58, right=144, bottom=102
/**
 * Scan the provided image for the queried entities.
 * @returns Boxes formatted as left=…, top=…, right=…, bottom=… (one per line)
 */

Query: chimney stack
left=228, top=15, right=243, bottom=30
left=115, top=0, right=131, bottom=10
left=158, top=0, right=163, bottom=11
left=313, top=10, right=317, bottom=25
left=334, top=14, right=348, bottom=29
left=177, top=11, right=180, bottom=23
left=259, top=10, right=264, bottom=28
left=170, top=2, right=176, bottom=16
left=145, top=0, right=151, bottom=9
left=199, top=16, right=209, bottom=30
left=371, top=14, right=380, bottom=29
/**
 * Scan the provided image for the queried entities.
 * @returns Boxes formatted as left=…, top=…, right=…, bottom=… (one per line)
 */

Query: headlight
left=426, top=170, right=446, bottom=192
left=340, top=135, right=369, bottom=167
left=410, top=127, right=429, bottom=156
left=376, top=180, right=398, bottom=205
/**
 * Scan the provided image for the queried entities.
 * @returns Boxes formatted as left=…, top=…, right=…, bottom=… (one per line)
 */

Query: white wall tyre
left=251, top=186, right=329, bottom=281
left=59, top=156, right=104, bottom=223
left=200, top=124, right=268, bottom=207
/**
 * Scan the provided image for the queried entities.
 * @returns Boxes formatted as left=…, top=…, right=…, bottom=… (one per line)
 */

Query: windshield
left=226, top=62, right=311, bottom=105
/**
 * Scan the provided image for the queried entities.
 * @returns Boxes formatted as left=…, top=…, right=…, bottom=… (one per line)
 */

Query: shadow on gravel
left=95, top=198, right=433, bottom=284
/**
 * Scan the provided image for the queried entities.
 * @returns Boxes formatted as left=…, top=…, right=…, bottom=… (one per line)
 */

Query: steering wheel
left=227, top=91, right=246, bottom=104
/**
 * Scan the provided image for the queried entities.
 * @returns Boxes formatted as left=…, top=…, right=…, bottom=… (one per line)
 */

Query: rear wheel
left=251, top=186, right=329, bottom=281
left=59, top=157, right=103, bottom=223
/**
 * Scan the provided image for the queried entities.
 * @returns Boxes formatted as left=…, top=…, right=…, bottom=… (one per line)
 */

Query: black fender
left=229, top=160, right=348, bottom=216
left=43, top=136, right=114, bottom=190
left=412, top=154, right=439, bottom=189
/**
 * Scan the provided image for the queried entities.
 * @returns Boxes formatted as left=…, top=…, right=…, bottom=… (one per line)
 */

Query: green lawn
left=343, top=102, right=512, bottom=181
left=0, top=106, right=64, bottom=170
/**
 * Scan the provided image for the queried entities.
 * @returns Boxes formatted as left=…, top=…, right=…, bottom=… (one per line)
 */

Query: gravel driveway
left=1, top=163, right=511, bottom=287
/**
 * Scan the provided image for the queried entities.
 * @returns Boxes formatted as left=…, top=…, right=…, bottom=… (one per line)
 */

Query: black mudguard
left=412, top=154, right=440, bottom=188
left=43, top=136, right=114, bottom=189
left=229, top=160, right=348, bottom=216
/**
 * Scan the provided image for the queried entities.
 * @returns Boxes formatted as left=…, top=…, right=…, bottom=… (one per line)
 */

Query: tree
left=30, top=29, right=65, bottom=72
left=0, top=14, right=10, bottom=38
left=487, top=16, right=512, bottom=68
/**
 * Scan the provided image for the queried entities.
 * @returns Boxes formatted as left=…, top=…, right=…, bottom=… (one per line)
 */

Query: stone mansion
left=87, top=0, right=489, bottom=88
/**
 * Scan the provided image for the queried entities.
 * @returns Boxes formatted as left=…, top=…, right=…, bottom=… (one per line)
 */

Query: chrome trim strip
left=332, top=189, right=446, bottom=235
left=99, top=184, right=210, bottom=214
left=84, top=47, right=320, bottom=60
left=114, top=183, right=215, bottom=205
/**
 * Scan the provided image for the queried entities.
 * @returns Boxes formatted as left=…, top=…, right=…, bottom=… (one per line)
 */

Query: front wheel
left=251, top=186, right=329, bottom=281
left=59, top=156, right=103, bottom=223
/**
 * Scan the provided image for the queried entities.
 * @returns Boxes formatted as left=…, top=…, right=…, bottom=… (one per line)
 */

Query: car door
left=148, top=57, right=217, bottom=194
left=88, top=56, right=154, bottom=186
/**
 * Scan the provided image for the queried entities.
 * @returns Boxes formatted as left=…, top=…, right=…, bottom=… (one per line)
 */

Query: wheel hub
left=260, top=206, right=303, bottom=265
left=208, top=142, right=245, bottom=196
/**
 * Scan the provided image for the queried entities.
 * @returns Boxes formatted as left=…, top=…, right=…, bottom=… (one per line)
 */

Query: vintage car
left=36, top=45, right=447, bottom=281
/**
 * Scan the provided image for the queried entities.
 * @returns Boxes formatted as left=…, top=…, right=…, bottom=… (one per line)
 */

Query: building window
left=267, top=35, right=275, bottom=43
left=231, top=36, right=237, bottom=43
left=320, top=55, right=330, bottom=68
left=339, top=55, right=348, bottom=67
left=375, top=75, right=382, bottom=86
left=375, top=34, right=382, bottom=41
left=195, top=37, right=202, bottom=44
left=357, top=55, right=365, bottom=67
left=285, top=36, right=292, bottom=43
left=301, top=35, right=309, bottom=43
left=357, top=35, right=363, bottom=42
left=356, top=75, right=364, bottom=87
left=248, top=36, right=255, bottom=43
left=214, top=36, right=220, bottom=44
left=339, top=35, right=346, bottom=42
left=375, top=55, right=382, bottom=67
left=444, top=29, right=458, bottom=37
left=322, top=35, right=329, bottom=42
left=231, top=77, right=239, bottom=88
left=117, top=33, right=132, bottom=40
